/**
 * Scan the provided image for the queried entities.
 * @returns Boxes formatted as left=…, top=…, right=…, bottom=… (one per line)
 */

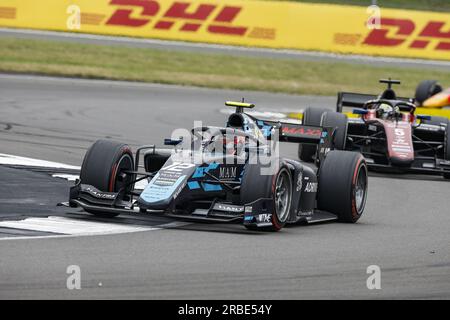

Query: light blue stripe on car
left=188, top=181, right=201, bottom=190
left=192, top=163, right=219, bottom=178
left=202, top=183, right=222, bottom=191
left=139, top=174, right=186, bottom=203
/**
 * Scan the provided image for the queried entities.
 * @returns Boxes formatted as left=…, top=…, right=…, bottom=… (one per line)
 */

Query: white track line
left=0, top=153, right=80, bottom=170
left=0, top=216, right=187, bottom=240
left=51, top=173, right=79, bottom=181
left=0, top=152, right=149, bottom=188
left=0, top=154, right=168, bottom=240
left=0, top=216, right=153, bottom=235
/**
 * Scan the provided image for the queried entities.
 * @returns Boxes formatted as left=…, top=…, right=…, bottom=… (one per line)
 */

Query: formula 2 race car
left=67, top=101, right=368, bottom=231
left=299, top=79, right=450, bottom=179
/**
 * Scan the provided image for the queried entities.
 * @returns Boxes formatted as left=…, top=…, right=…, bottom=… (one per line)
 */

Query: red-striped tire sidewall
left=108, top=146, right=133, bottom=193
left=350, top=156, right=367, bottom=222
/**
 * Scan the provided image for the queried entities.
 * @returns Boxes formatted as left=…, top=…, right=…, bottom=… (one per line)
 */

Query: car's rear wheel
left=240, top=161, right=292, bottom=231
left=415, top=80, right=442, bottom=105
left=80, top=139, right=135, bottom=217
left=317, top=150, right=368, bottom=222
left=298, top=107, right=328, bottom=162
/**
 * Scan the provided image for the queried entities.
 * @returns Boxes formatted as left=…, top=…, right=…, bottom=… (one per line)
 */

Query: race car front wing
left=67, top=180, right=276, bottom=226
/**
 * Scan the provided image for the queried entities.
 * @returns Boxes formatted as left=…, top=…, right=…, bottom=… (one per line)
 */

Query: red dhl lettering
left=106, top=0, right=248, bottom=36
left=107, top=0, right=159, bottom=27
left=363, top=18, right=450, bottom=51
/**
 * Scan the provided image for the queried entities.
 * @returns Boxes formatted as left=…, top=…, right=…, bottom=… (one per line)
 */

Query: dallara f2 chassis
left=69, top=101, right=368, bottom=231
left=300, top=79, right=450, bottom=179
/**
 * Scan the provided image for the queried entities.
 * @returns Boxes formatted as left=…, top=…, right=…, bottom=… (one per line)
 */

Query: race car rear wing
left=256, top=119, right=333, bottom=165
left=279, top=123, right=325, bottom=144
left=258, top=120, right=326, bottom=143
left=279, top=123, right=333, bottom=165
left=337, top=92, right=412, bottom=113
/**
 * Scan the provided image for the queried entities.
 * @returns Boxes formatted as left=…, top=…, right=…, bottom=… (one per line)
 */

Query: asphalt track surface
left=1, top=27, right=450, bottom=71
left=0, top=74, right=449, bottom=299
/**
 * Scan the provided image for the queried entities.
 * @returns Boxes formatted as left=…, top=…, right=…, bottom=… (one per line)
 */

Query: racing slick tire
left=80, top=139, right=135, bottom=217
left=317, top=151, right=368, bottom=223
left=321, top=111, right=348, bottom=150
left=298, top=107, right=328, bottom=162
left=415, top=80, right=443, bottom=105
left=240, top=160, right=293, bottom=231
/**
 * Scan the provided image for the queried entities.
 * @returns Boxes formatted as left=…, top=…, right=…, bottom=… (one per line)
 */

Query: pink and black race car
left=298, top=79, right=450, bottom=179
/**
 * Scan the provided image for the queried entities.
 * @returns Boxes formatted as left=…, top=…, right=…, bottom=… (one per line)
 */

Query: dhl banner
left=0, top=0, right=449, bottom=60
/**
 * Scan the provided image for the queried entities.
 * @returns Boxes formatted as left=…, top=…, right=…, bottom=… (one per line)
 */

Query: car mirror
left=353, top=108, right=368, bottom=115
left=164, top=138, right=183, bottom=146
left=416, top=115, right=431, bottom=121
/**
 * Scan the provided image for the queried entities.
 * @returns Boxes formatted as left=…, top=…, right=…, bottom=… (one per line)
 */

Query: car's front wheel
left=80, top=139, right=135, bottom=217
left=240, top=161, right=292, bottom=231
left=321, top=111, right=348, bottom=150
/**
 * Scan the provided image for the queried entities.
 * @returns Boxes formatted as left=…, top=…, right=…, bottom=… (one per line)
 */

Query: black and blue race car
left=68, top=101, right=368, bottom=231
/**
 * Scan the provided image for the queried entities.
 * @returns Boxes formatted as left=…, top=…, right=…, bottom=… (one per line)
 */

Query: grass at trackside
left=267, top=0, right=450, bottom=12
left=1, top=37, right=449, bottom=97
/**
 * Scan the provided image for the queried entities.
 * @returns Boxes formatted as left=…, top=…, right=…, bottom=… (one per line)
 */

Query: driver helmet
left=206, top=134, right=245, bottom=155
left=224, top=135, right=246, bottom=155
left=377, top=103, right=394, bottom=119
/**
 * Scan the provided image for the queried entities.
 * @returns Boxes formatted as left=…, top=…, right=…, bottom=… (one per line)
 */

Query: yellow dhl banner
left=0, top=0, right=449, bottom=60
